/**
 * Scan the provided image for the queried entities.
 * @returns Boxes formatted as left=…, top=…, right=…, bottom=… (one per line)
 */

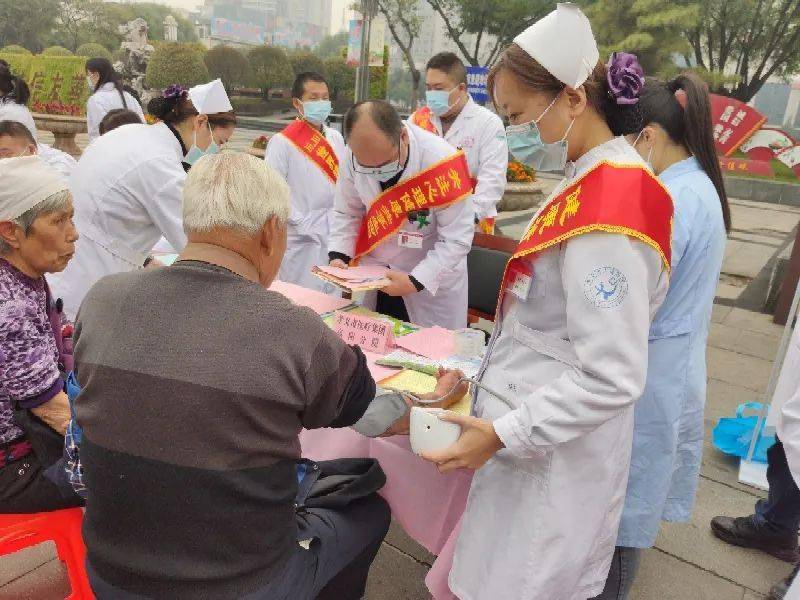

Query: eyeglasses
left=350, top=138, right=403, bottom=176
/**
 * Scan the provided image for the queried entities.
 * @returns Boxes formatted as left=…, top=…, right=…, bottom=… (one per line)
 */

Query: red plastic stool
left=0, top=508, right=93, bottom=599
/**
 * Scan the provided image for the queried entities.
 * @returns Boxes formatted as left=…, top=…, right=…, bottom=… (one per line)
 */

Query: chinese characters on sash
left=352, top=151, right=473, bottom=262
left=498, top=161, right=674, bottom=312
left=281, top=119, right=339, bottom=184
left=409, top=106, right=439, bottom=135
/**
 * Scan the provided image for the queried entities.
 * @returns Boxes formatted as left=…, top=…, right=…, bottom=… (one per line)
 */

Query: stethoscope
left=402, top=376, right=515, bottom=410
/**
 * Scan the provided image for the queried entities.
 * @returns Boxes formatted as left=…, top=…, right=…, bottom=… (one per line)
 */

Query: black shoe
left=711, top=515, right=800, bottom=562
left=768, top=562, right=800, bottom=600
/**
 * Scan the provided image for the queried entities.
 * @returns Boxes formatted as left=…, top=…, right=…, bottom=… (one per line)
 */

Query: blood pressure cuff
left=352, top=389, right=409, bottom=437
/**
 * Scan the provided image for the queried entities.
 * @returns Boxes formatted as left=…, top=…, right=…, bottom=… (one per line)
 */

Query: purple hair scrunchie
left=162, top=84, right=188, bottom=100
left=606, top=52, right=645, bottom=106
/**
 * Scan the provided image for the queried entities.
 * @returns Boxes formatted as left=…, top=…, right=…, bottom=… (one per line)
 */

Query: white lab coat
left=779, top=324, right=800, bottom=600
left=0, top=101, right=77, bottom=178
left=328, top=123, right=474, bottom=329
left=86, top=82, right=144, bottom=143
left=265, top=123, right=345, bottom=292
left=412, top=97, right=508, bottom=220
left=450, top=138, right=670, bottom=600
left=47, top=122, right=187, bottom=319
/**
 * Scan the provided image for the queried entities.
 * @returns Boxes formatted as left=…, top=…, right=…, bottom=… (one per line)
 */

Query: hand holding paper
left=381, top=270, right=417, bottom=297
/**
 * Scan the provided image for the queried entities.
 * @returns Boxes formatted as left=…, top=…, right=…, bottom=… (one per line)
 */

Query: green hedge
left=0, top=53, right=89, bottom=115
left=0, top=45, right=32, bottom=55
left=42, top=46, right=74, bottom=56
left=76, top=43, right=112, bottom=61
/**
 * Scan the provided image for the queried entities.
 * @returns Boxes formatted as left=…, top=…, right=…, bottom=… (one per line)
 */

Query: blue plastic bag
left=712, top=402, right=775, bottom=464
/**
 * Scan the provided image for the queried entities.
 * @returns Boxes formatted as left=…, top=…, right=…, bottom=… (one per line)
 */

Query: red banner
left=719, top=156, right=774, bottom=177
left=353, top=151, right=472, bottom=261
left=709, top=94, right=767, bottom=156
left=498, top=161, right=673, bottom=310
left=281, top=119, right=339, bottom=184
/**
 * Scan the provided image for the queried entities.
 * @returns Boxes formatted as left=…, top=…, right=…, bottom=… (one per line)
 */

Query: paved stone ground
left=5, top=140, right=800, bottom=598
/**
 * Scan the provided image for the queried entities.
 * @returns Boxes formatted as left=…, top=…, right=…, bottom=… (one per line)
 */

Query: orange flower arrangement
left=252, top=134, right=269, bottom=150
left=507, top=159, right=536, bottom=183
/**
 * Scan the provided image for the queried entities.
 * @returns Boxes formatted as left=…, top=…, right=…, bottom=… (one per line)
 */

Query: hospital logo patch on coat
left=583, top=266, right=628, bottom=309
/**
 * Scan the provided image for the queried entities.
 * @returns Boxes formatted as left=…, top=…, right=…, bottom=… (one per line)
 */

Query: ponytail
left=0, top=62, right=30, bottom=105
left=640, top=73, right=731, bottom=232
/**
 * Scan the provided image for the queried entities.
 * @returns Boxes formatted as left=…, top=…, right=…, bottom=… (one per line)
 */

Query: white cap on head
left=513, top=3, right=599, bottom=89
left=188, top=79, right=233, bottom=115
left=0, top=156, right=68, bottom=221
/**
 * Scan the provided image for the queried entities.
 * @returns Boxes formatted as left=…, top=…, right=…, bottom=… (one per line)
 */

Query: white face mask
left=631, top=130, right=654, bottom=171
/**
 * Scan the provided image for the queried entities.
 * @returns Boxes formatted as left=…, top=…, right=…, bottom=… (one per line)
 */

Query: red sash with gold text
left=281, top=119, right=339, bottom=184
left=410, top=106, right=440, bottom=135
left=353, top=151, right=472, bottom=262
left=498, top=161, right=673, bottom=309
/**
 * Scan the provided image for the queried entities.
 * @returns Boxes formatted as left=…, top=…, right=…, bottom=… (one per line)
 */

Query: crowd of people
left=1, top=3, right=798, bottom=599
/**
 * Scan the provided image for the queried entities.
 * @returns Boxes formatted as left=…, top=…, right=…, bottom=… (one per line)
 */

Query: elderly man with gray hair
left=73, top=152, right=467, bottom=598
left=0, top=155, right=83, bottom=513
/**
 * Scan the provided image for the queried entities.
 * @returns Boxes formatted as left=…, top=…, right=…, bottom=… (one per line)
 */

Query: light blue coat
left=617, top=157, right=727, bottom=548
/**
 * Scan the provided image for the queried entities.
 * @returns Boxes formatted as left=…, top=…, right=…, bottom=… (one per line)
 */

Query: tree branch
left=424, top=0, right=478, bottom=65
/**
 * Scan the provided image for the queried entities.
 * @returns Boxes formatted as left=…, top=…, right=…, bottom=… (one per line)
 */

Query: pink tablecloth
left=301, top=429, right=472, bottom=600
left=273, top=280, right=473, bottom=599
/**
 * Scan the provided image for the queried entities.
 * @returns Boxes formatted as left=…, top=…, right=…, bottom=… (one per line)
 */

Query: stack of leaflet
left=312, top=265, right=391, bottom=292
left=375, top=326, right=483, bottom=378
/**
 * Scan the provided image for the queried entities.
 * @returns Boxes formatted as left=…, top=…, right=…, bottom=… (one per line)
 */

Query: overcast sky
left=160, top=0, right=350, bottom=34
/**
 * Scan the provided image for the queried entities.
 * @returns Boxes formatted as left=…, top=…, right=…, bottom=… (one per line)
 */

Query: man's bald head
left=343, top=100, right=408, bottom=171
left=343, top=100, right=404, bottom=144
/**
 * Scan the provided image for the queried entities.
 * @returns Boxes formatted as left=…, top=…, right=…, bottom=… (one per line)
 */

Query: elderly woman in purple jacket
left=0, top=155, right=83, bottom=513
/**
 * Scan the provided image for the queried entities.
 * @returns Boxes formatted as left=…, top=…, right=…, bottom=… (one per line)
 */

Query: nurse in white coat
left=266, top=72, right=344, bottom=292
left=410, top=52, right=508, bottom=231
left=48, top=80, right=234, bottom=318
left=421, top=6, right=673, bottom=599
left=0, top=62, right=77, bottom=178
left=85, top=58, right=144, bottom=143
left=328, top=100, right=475, bottom=330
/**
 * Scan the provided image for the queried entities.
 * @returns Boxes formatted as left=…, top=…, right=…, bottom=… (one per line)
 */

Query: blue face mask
left=505, top=95, right=573, bottom=172
left=184, top=122, right=219, bottom=166
left=426, top=87, right=459, bottom=117
left=302, top=100, right=332, bottom=126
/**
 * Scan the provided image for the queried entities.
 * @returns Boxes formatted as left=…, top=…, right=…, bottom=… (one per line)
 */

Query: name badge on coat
left=398, top=231, right=424, bottom=249
left=506, top=262, right=532, bottom=300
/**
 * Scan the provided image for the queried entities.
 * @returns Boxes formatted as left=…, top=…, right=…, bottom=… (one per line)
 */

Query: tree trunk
left=410, top=67, right=420, bottom=109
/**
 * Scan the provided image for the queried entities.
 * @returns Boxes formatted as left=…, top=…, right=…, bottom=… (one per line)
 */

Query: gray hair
left=182, top=152, right=290, bottom=235
left=0, top=188, right=71, bottom=254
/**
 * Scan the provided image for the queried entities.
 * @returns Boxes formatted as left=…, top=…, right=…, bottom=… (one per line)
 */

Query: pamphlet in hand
left=312, top=265, right=391, bottom=292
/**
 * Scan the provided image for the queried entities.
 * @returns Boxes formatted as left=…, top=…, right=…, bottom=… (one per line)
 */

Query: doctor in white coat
left=85, top=58, right=144, bottom=143
left=266, top=71, right=345, bottom=291
left=421, top=6, right=672, bottom=600
left=411, top=52, right=508, bottom=230
left=328, top=100, right=474, bottom=330
left=48, top=80, right=233, bottom=318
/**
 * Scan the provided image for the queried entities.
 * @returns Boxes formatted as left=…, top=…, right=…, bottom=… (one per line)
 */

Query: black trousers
left=88, top=493, right=391, bottom=600
left=754, top=438, right=800, bottom=534
left=0, top=452, right=84, bottom=514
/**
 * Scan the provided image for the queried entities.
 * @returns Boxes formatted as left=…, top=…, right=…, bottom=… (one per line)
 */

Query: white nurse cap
left=0, top=156, right=68, bottom=222
left=188, top=79, right=233, bottom=115
left=513, top=3, right=600, bottom=89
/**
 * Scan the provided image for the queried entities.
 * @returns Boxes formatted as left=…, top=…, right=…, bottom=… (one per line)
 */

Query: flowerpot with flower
left=499, top=159, right=545, bottom=211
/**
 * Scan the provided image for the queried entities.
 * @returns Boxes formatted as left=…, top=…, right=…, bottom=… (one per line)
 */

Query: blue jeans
left=591, top=547, right=641, bottom=600
left=754, top=438, right=800, bottom=535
